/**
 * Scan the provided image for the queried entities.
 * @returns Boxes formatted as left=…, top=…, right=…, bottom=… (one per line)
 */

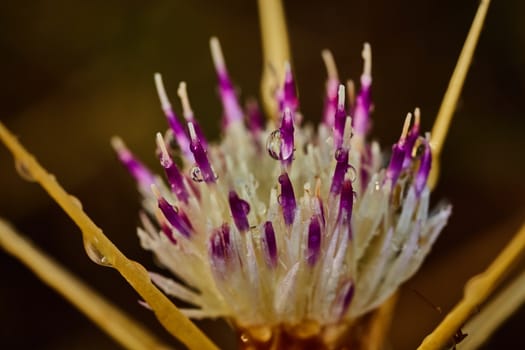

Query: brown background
left=0, top=0, right=524, bottom=349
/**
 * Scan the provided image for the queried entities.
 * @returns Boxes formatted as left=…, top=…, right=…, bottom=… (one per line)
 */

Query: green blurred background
left=0, top=0, right=524, bottom=348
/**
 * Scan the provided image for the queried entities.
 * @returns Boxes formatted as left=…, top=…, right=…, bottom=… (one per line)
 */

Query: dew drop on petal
left=266, top=130, right=281, bottom=160
left=414, top=142, right=426, bottom=159
left=190, top=166, right=204, bottom=182
left=82, top=235, right=112, bottom=267
left=14, top=159, right=35, bottom=182
left=240, top=333, right=249, bottom=344
left=334, top=147, right=345, bottom=161
left=69, top=195, right=83, bottom=209
left=240, top=200, right=251, bottom=214
left=347, top=166, right=357, bottom=182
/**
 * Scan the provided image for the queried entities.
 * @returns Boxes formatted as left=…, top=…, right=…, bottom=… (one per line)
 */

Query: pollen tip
left=414, top=107, right=421, bottom=126
left=177, top=82, right=193, bottom=120
left=155, top=132, right=171, bottom=167
left=110, top=136, right=125, bottom=153
left=346, top=80, right=356, bottom=109
left=150, top=183, right=161, bottom=199
left=187, top=122, right=197, bottom=141
left=210, top=36, right=225, bottom=69
left=322, top=49, right=338, bottom=79
left=401, top=113, right=412, bottom=141
left=337, top=84, right=346, bottom=109
left=362, top=42, right=372, bottom=78
left=154, top=73, right=171, bottom=111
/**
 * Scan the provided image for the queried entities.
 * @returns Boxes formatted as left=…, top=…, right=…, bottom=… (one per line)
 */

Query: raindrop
left=14, top=159, right=35, bottom=182
left=69, top=195, right=83, bottom=209
left=83, top=235, right=112, bottom=267
left=334, top=147, right=346, bottom=162
left=266, top=130, right=281, bottom=160
left=411, top=137, right=425, bottom=159
left=240, top=333, right=249, bottom=344
left=347, top=166, right=357, bottom=183
left=190, top=166, right=204, bottom=182
left=240, top=200, right=251, bottom=214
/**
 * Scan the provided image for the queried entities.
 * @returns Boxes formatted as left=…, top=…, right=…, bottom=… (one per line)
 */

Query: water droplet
left=14, top=159, right=35, bottom=182
left=240, top=200, right=251, bottom=214
left=411, top=137, right=425, bottom=158
left=83, top=236, right=112, bottom=267
left=334, top=147, right=346, bottom=162
left=266, top=130, right=281, bottom=160
left=69, top=195, right=83, bottom=209
left=190, top=166, right=204, bottom=182
left=347, top=166, right=357, bottom=182
left=240, top=333, right=249, bottom=343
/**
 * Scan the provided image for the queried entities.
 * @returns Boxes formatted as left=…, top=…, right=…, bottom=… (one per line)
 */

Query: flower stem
left=428, top=0, right=491, bottom=189
left=0, top=122, right=218, bottom=350
left=461, top=267, right=525, bottom=349
left=0, top=219, right=173, bottom=350
left=418, top=221, right=525, bottom=349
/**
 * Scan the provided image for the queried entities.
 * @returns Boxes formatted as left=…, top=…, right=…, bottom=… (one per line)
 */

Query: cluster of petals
left=114, top=37, right=451, bottom=328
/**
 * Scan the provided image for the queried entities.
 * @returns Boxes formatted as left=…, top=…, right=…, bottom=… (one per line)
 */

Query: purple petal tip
left=278, top=172, right=297, bottom=226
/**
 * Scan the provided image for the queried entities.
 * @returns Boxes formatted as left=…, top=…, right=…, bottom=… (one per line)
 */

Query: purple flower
left=115, top=38, right=451, bottom=329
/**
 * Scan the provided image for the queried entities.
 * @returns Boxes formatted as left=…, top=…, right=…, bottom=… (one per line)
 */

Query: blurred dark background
left=0, top=0, right=524, bottom=349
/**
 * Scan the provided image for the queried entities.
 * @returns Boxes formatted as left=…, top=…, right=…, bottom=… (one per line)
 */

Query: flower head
left=114, top=38, right=451, bottom=335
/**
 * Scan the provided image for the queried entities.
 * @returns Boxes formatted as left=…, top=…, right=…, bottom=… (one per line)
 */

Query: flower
left=113, top=37, right=451, bottom=341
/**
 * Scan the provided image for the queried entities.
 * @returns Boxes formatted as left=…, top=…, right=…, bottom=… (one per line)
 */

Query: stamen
left=155, top=133, right=189, bottom=203
left=307, top=216, right=322, bottom=266
left=210, top=37, right=244, bottom=125
left=414, top=135, right=432, bottom=197
left=210, top=37, right=226, bottom=73
left=209, top=223, right=232, bottom=269
left=177, top=82, right=194, bottom=122
left=403, top=108, right=421, bottom=168
left=333, top=84, right=347, bottom=149
left=400, top=112, right=412, bottom=140
left=228, top=190, right=251, bottom=232
left=278, top=172, right=296, bottom=226
left=330, top=148, right=349, bottom=195
left=111, top=137, right=155, bottom=189
left=338, top=280, right=355, bottom=319
left=346, top=79, right=356, bottom=110
left=281, top=62, right=298, bottom=113
left=188, top=122, right=216, bottom=184
left=154, top=73, right=191, bottom=158
left=155, top=209, right=177, bottom=244
left=339, top=179, right=354, bottom=239
left=151, top=184, right=192, bottom=238
left=322, top=49, right=340, bottom=126
left=262, top=221, right=278, bottom=268
left=322, top=49, right=338, bottom=80
left=178, top=82, right=208, bottom=148
left=352, top=43, right=373, bottom=138
left=386, top=113, right=412, bottom=185
left=362, top=43, right=372, bottom=79
left=279, top=107, right=295, bottom=165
